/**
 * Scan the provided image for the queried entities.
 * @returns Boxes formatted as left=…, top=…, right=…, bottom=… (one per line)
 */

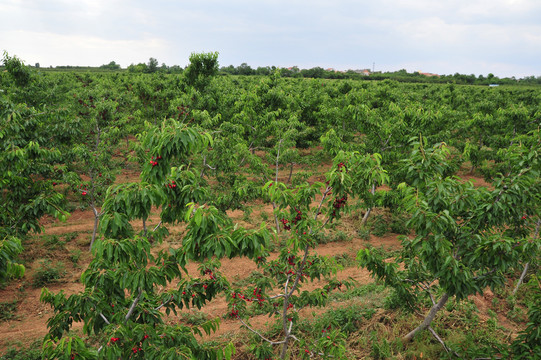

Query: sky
left=1, top=0, right=540, bottom=78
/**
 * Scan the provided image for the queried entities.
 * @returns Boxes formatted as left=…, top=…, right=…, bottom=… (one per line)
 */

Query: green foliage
left=315, top=304, right=376, bottom=335
left=370, top=332, right=393, bottom=359
left=389, top=212, right=410, bottom=235
left=2, top=52, right=32, bottom=87
left=357, top=227, right=371, bottom=241
left=69, top=249, right=82, bottom=265
left=32, top=259, right=65, bottom=287
left=0, top=299, right=17, bottom=321
left=0, top=94, right=68, bottom=284
left=41, top=116, right=247, bottom=359
left=1, top=55, right=539, bottom=358
left=370, top=214, right=389, bottom=237
left=509, top=276, right=541, bottom=358
left=359, top=138, right=540, bottom=346
left=180, top=310, right=210, bottom=326
left=184, top=52, right=219, bottom=90
left=0, top=340, right=42, bottom=360
left=42, top=235, right=66, bottom=251
left=232, top=150, right=387, bottom=359
left=0, top=237, right=25, bottom=284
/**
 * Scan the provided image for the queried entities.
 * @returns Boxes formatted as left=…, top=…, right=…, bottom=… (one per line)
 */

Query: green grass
left=0, top=339, right=42, bottom=360
left=180, top=310, right=210, bottom=326
left=0, top=300, right=18, bottom=322
left=32, top=259, right=65, bottom=288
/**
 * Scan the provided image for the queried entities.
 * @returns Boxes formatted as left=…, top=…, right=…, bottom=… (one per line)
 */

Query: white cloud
left=1, top=0, right=539, bottom=77
left=1, top=30, right=169, bottom=67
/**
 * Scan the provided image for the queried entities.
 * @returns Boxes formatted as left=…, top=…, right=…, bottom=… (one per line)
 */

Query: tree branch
left=239, top=318, right=285, bottom=346
left=125, top=288, right=143, bottom=323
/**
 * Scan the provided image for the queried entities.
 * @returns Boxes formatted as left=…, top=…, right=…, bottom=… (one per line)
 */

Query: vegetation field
left=1, top=52, right=540, bottom=359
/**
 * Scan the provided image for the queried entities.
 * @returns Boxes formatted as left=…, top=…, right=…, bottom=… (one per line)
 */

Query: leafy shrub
left=32, top=260, right=65, bottom=287
left=69, top=249, right=82, bottom=265
left=333, top=253, right=354, bottom=267
left=312, top=304, right=376, bottom=335
left=63, top=232, right=79, bottom=243
left=314, top=231, right=349, bottom=244
left=332, top=230, right=349, bottom=242
left=509, top=282, right=541, bottom=358
left=357, top=227, right=371, bottom=241
left=180, top=310, right=210, bottom=326
left=0, top=300, right=17, bottom=322
left=291, top=170, right=313, bottom=186
left=42, top=235, right=66, bottom=251
left=370, top=332, right=392, bottom=359
left=0, top=340, right=42, bottom=360
left=389, top=213, right=410, bottom=235
left=371, top=215, right=389, bottom=237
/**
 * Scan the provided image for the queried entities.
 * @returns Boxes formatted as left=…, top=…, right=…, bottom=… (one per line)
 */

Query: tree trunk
left=513, top=263, right=529, bottom=296
left=360, top=184, right=376, bottom=226
left=403, top=293, right=450, bottom=343
left=287, top=162, right=294, bottom=184
left=513, top=219, right=540, bottom=295
left=272, top=140, right=283, bottom=234
left=272, top=201, right=280, bottom=234
left=90, top=211, right=99, bottom=250
left=142, top=218, right=147, bottom=237
left=280, top=336, right=291, bottom=360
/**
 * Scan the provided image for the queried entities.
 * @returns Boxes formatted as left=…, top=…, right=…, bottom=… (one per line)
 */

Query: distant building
left=352, top=69, right=371, bottom=76
left=418, top=71, right=440, bottom=77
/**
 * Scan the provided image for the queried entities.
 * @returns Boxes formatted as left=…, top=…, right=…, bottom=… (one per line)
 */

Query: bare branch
left=125, top=288, right=143, bottom=323
left=239, top=318, right=285, bottom=345
left=428, top=326, right=450, bottom=354
left=513, top=218, right=540, bottom=295
left=100, top=313, right=111, bottom=325
left=154, top=295, right=174, bottom=311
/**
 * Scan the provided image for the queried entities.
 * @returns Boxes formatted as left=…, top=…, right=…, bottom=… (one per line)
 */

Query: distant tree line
left=219, top=63, right=541, bottom=86
left=4, top=55, right=540, bottom=85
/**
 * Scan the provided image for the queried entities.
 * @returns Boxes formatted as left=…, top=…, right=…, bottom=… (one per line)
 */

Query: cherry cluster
left=176, top=105, right=190, bottom=120
left=229, top=286, right=266, bottom=316
left=331, top=195, right=347, bottom=218
left=287, top=255, right=296, bottom=266
left=229, top=308, right=239, bottom=318
left=76, top=184, right=88, bottom=196
left=203, top=268, right=216, bottom=280
left=292, top=208, right=302, bottom=225
left=166, top=180, right=177, bottom=189
left=149, top=155, right=162, bottom=167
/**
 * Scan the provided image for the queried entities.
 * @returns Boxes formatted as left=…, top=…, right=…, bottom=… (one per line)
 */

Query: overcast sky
left=1, top=0, right=540, bottom=78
